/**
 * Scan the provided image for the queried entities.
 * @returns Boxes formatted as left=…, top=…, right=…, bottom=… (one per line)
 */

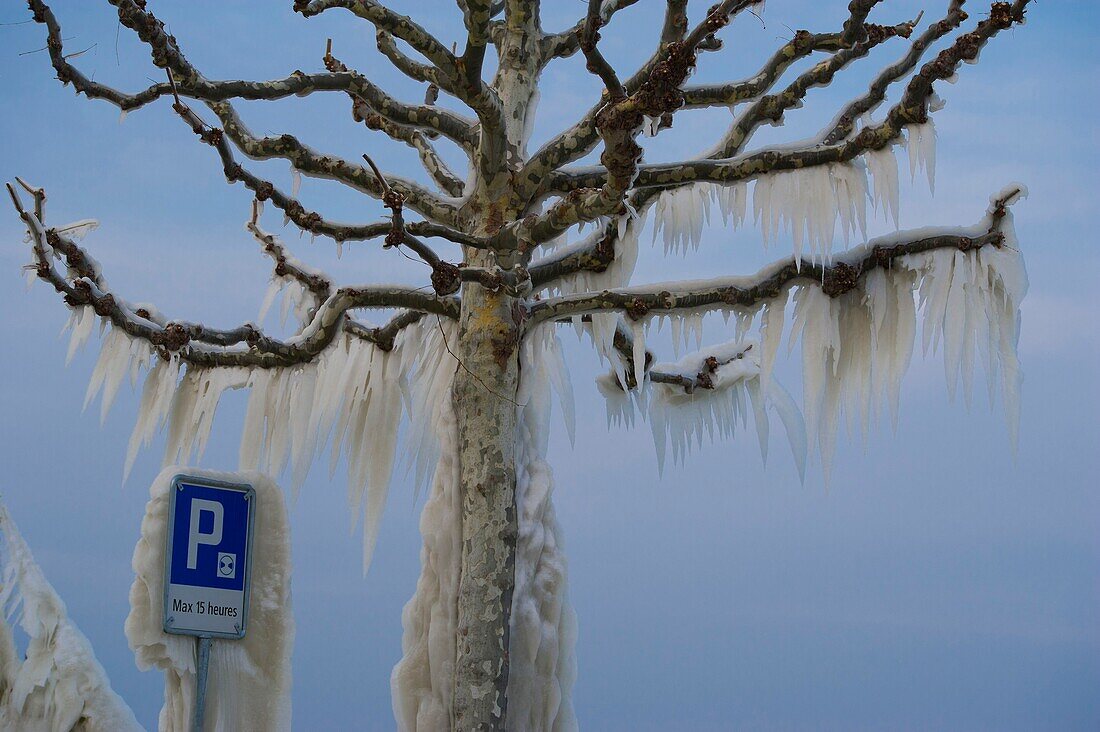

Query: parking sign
left=163, top=475, right=255, bottom=639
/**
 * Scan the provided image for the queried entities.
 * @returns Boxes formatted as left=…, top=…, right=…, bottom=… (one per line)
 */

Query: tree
left=9, top=0, right=1032, bottom=729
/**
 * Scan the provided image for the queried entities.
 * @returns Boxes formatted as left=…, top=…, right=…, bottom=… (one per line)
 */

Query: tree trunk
left=451, top=268, right=522, bottom=731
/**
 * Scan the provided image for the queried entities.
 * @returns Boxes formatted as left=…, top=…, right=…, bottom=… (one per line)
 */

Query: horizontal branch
left=248, top=205, right=424, bottom=351
left=528, top=188, right=1020, bottom=325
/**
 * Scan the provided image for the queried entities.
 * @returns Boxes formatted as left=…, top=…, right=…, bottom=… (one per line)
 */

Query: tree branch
left=540, top=0, right=641, bottom=60
left=246, top=201, right=423, bottom=351
left=679, top=31, right=844, bottom=109
left=205, top=101, right=459, bottom=225
left=375, top=29, right=456, bottom=93
left=528, top=189, right=1020, bottom=325
left=298, top=0, right=504, bottom=150
left=513, top=0, right=763, bottom=245
left=546, top=1, right=1029, bottom=196
left=822, top=1, right=967, bottom=145
left=9, top=183, right=458, bottom=368
left=350, top=98, right=466, bottom=196
left=705, top=17, right=917, bottom=159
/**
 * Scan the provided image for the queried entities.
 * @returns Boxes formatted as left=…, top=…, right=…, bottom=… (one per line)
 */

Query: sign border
left=162, top=473, right=256, bottom=640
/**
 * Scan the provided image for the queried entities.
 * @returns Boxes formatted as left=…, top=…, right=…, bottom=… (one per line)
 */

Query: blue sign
left=163, top=475, right=255, bottom=639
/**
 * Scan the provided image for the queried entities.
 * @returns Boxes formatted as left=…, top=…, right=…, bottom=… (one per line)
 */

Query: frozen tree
left=9, top=0, right=1033, bottom=729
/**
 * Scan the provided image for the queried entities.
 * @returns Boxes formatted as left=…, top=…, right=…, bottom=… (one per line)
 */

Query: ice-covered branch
left=247, top=201, right=418, bottom=351
left=549, top=0, right=1027, bottom=198
left=822, top=0, right=968, bottom=145
left=520, top=0, right=740, bottom=189
left=8, top=184, right=459, bottom=369
left=529, top=188, right=1021, bottom=324
left=576, top=187, right=1027, bottom=475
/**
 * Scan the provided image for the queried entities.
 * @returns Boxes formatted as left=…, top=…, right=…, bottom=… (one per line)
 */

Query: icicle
left=905, top=121, right=937, bottom=193
left=651, top=184, right=714, bottom=254
left=752, top=162, right=870, bottom=265
left=630, top=318, right=646, bottom=391
left=642, top=339, right=803, bottom=473
left=864, top=145, right=900, bottom=227
left=124, top=355, right=181, bottom=482
left=65, top=306, right=96, bottom=365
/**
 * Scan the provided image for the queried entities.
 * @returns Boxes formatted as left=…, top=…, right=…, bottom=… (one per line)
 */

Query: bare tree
left=10, top=0, right=1033, bottom=729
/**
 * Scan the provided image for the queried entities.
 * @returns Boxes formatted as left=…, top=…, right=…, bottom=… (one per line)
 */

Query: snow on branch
left=11, top=184, right=468, bottom=567
left=0, top=503, right=140, bottom=731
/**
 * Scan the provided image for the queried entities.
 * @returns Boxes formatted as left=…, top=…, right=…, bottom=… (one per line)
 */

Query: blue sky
left=1, top=2, right=1097, bottom=729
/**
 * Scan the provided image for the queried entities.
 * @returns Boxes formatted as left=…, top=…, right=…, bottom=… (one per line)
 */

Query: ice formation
left=534, top=211, right=643, bottom=300
left=647, top=124, right=935, bottom=263
left=392, top=328, right=578, bottom=731
left=608, top=188, right=1025, bottom=480
left=126, top=466, right=293, bottom=731
left=507, top=328, right=577, bottom=731
left=0, top=502, right=140, bottom=732
left=652, top=182, right=748, bottom=254
left=753, top=161, right=870, bottom=263
left=596, top=336, right=807, bottom=478
left=82, top=316, right=459, bottom=572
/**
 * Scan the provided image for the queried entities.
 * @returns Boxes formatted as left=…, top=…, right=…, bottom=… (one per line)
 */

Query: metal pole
left=192, top=635, right=212, bottom=732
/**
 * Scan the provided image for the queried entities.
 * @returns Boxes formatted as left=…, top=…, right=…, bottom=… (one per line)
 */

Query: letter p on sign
left=187, top=498, right=224, bottom=570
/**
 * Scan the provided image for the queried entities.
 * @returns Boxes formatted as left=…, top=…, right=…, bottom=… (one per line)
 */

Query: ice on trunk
left=126, top=466, right=293, bottom=731
left=392, top=327, right=579, bottom=731
left=0, top=502, right=140, bottom=732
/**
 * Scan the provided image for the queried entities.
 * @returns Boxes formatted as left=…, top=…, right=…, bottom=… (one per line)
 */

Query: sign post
left=163, top=474, right=256, bottom=732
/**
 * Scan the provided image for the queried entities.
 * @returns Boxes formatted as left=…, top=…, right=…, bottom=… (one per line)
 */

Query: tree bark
left=451, top=271, right=522, bottom=731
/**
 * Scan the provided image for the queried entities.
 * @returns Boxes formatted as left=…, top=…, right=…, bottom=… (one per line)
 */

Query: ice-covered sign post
left=163, top=474, right=256, bottom=732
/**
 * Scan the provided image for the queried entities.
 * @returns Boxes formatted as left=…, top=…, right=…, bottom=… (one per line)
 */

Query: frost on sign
left=163, top=474, right=255, bottom=638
